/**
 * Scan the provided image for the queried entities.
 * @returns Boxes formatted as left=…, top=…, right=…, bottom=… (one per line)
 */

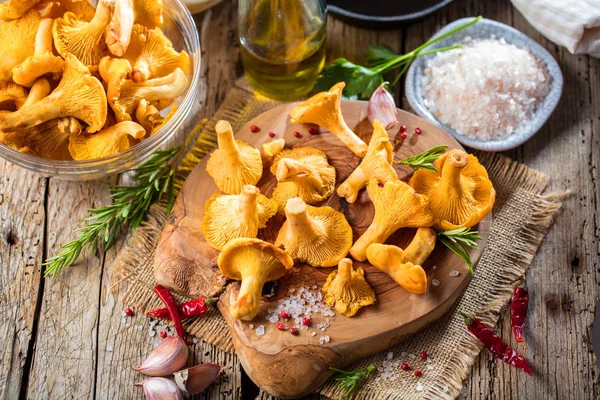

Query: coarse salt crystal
left=255, top=325, right=265, bottom=336
left=387, top=351, right=393, bottom=360
left=432, top=279, right=440, bottom=287
left=249, top=324, right=254, bottom=329
left=106, top=345, right=113, bottom=352
left=408, top=353, right=417, bottom=359
left=427, top=365, right=434, bottom=370
left=311, top=332, right=317, bottom=336
left=432, top=265, right=438, bottom=270
left=416, top=382, right=424, bottom=391
left=443, top=385, right=449, bottom=392
left=450, top=271, right=460, bottom=277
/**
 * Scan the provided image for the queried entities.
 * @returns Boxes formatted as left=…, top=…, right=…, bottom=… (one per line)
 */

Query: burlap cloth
left=112, top=78, right=564, bottom=399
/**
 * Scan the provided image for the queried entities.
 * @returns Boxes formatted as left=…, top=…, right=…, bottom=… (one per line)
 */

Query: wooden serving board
left=154, top=101, right=490, bottom=398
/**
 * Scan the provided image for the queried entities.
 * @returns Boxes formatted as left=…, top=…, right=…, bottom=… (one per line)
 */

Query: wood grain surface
left=0, top=0, right=598, bottom=399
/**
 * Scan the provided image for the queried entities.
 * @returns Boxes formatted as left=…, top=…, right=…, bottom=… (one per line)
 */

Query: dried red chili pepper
left=147, top=296, right=215, bottom=320
left=463, top=313, right=532, bottom=375
left=511, top=286, right=529, bottom=343
left=154, top=285, right=185, bottom=338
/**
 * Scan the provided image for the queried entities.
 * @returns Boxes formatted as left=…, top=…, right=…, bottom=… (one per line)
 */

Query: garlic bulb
left=134, top=336, right=188, bottom=376
left=367, top=82, right=399, bottom=130
left=173, top=363, right=222, bottom=395
left=136, top=377, right=184, bottom=400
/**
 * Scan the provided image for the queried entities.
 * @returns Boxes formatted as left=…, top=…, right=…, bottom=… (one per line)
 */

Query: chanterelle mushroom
left=0, top=117, right=81, bottom=160
left=410, top=149, right=495, bottom=230
left=21, top=78, right=51, bottom=108
left=0, top=82, right=28, bottom=111
left=275, top=197, right=352, bottom=267
left=0, top=9, right=40, bottom=81
left=133, top=0, right=163, bottom=29
left=41, top=0, right=96, bottom=21
left=218, top=238, right=293, bottom=321
left=0, top=54, right=107, bottom=133
left=123, top=24, right=190, bottom=82
left=349, top=179, right=434, bottom=262
left=201, top=185, right=278, bottom=251
left=270, top=147, right=336, bottom=211
left=206, top=120, right=262, bottom=194
left=99, top=55, right=132, bottom=118
left=322, top=258, right=376, bottom=317
left=12, top=18, right=65, bottom=87
left=0, top=0, right=42, bottom=21
left=134, top=98, right=177, bottom=136
left=52, top=0, right=115, bottom=69
left=68, top=120, right=145, bottom=160
left=261, top=138, right=285, bottom=158
left=337, top=119, right=398, bottom=203
left=289, top=82, right=368, bottom=157
left=110, top=67, right=188, bottom=122
left=105, top=0, right=134, bottom=56
left=366, top=228, right=436, bottom=294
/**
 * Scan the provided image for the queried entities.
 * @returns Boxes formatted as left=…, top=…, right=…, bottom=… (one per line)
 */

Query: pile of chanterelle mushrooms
left=200, top=82, right=496, bottom=321
left=0, top=0, right=189, bottom=160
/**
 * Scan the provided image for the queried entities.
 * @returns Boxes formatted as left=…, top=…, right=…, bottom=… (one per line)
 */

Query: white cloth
left=511, top=0, right=600, bottom=57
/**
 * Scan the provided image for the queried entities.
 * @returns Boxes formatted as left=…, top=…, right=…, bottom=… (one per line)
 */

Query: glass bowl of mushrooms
left=0, top=0, right=201, bottom=180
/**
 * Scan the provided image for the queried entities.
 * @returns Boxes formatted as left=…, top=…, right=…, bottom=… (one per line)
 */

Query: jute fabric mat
left=112, top=78, right=564, bottom=399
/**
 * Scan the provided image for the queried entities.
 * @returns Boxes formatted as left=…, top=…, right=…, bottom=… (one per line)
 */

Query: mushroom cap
left=1, top=117, right=81, bottom=160
left=206, top=120, right=263, bottom=194
left=41, top=0, right=96, bottom=21
left=0, top=0, right=42, bottom=21
left=99, top=56, right=133, bottom=119
left=218, top=237, right=293, bottom=282
left=409, top=149, right=495, bottom=230
left=289, top=82, right=368, bottom=157
left=52, top=0, right=115, bottom=69
left=0, top=81, right=28, bottom=111
left=0, top=9, right=40, bottom=81
left=124, top=24, right=190, bottom=82
left=261, top=138, right=285, bottom=157
left=133, top=0, right=163, bottom=29
left=68, top=120, right=145, bottom=160
left=110, top=67, right=188, bottom=122
left=105, top=0, right=134, bottom=57
left=201, top=185, right=278, bottom=251
left=322, top=258, right=376, bottom=317
left=337, top=119, right=397, bottom=203
left=275, top=197, right=352, bottom=267
left=270, top=147, right=336, bottom=210
left=134, top=98, right=177, bottom=136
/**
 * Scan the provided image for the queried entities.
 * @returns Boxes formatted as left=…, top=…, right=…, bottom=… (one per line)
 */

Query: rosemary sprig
left=42, top=146, right=181, bottom=278
left=437, top=227, right=483, bottom=274
left=330, top=365, right=375, bottom=398
left=397, top=145, right=448, bottom=171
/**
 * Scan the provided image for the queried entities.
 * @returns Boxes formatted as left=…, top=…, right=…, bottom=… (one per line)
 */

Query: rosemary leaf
left=438, top=227, right=483, bottom=274
left=330, top=365, right=375, bottom=398
left=398, top=145, right=448, bottom=171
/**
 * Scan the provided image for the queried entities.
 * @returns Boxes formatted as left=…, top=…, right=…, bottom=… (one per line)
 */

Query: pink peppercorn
left=293, top=131, right=301, bottom=138
left=400, top=125, right=407, bottom=133
left=414, top=370, right=422, bottom=377
left=268, top=131, right=276, bottom=138
left=309, top=127, right=319, bottom=135
left=301, top=317, right=311, bottom=326
left=280, top=310, right=290, bottom=320
left=401, top=363, right=409, bottom=371
left=250, top=125, right=259, bottom=133
left=415, top=127, right=422, bottom=135
left=160, top=331, right=167, bottom=339
left=400, top=132, right=407, bottom=140
left=276, top=322, right=285, bottom=331
left=124, top=308, right=134, bottom=316
left=289, top=327, right=299, bottom=336
left=186, top=339, right=194, bottom=345
left=420, top=351, right=428, bottom=360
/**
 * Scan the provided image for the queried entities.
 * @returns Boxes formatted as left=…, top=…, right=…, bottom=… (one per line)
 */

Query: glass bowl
left=0, top=0, right=201, bottom=180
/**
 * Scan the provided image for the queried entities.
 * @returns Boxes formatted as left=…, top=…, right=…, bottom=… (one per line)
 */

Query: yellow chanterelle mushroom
left=366, top=228, right=437, bottom=294
left=275, top=197, right=353, bottom=267
left=133, top=0, right=163, bottom=29
left=0, top=54, right=107, bottom=133
left=218, top=238, right=293, bottom=321
left=201, top=185, right=278, bottom=251
left=0, top=10, right=39, bottom=81
left=41, top=0, right=96, bottom=21
left=322, top=258, right=376, bottom=317
left=135, top=98, right=178, bottom=136
left=206, top=120, right=263, bottom=194
left=349, top=179, right=434, bottom=262
left=21, top=78, right=51, bottom=107
left=337, top=119, right=398, bottom=203
left=12, top=18, right=65, bottom=87
left=410, top=149, right=495, bottom=230
left=68, top=121, right=145, bottom=160
left=123, top=24, right=190, bottom=82
left=0, top=82, right=28, bottom=111
left=0, top=0, right=42, bottom=21
left=52, top=0, right=114, bottom=69
left=270, top=147, right=336, bottom=211
left=289, top=82, right=368, bottom=158
left=261, top=138, right=285, bottom=158
left=105, top=0, right=134, bottom=57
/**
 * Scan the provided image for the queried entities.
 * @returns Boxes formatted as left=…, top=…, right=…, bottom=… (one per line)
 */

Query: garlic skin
left=367, top=82, right=399, bottom=130
left=136, top=377, right=184, bottom=400
left=173, top=363, right=222, bottom=395
left=134, top=336, right=188, bottom=376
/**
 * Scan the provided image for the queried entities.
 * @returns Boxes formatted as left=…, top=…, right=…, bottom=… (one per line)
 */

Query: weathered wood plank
left=0, top=161, right=46, bottom=400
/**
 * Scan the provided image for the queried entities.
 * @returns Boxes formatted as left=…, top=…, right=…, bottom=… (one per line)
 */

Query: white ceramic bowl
left=405, top=17, right=563, bottom=152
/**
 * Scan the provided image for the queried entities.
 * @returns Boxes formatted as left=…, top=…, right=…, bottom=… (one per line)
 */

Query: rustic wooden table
left=1, top=0, right=598, bottom=399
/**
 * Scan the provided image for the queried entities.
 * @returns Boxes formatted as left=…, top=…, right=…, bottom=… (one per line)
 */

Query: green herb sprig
left=438, top=227, right=483, bottom=274
left=330, top=365, right=375, bottom=398
left=43, top=147, right=181, bottom=277
left=397, top=145, right=448, bottom=171
left=314, top=16, right=481, bottom=99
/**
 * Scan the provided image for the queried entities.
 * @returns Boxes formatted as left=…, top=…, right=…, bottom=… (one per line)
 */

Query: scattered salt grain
left=432, top=279, right=440, bottom=287
left=387, top=351, right=394, bottom=360
left=416, top=382, right=424, bottom=392
left=120, top=317, right=126, bottom=325
left=375, top=377, right=381, bottom=382
left=149, top=330, right=156, bottom=337
left=255, top=325, right=265, bottom=336
left=432, top=265, right=438, bottom=270
left=427, top=357, right=432, bottom=364
left=125, top=323, right=131, bottom=328
left=106, top=345, right=113, bottom=352
left=443, top=385, right=449, bottom=393
left=427, top=365, right=434, bottom=370
left=136, top=325, right=143, bottom=331
left=422, top=37, right=550, bottom=140
left=319, top=335, right=330, bottom=345
left=408, top=353, right=417, bottom=359
left=311, top=332, right=317, bottom=337
left=450, top=270, right=460, bottom=277
left=249, top=324, right=254, bottom=329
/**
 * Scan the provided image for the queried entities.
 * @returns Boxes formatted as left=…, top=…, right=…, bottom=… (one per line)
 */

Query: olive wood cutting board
left=154, top=101, right=490, bottom=398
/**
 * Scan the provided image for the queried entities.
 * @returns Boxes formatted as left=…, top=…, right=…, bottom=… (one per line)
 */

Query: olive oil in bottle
left=238, top=0, right=326, bottom=101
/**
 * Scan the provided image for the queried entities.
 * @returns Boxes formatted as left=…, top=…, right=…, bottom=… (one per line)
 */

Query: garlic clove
left=134, top=336, right=188, bottom=376
left=135, top=377, right=184, bottom=400
left=367, top=82, right=399, bottom=130
left=173, top=363, right=222, bottom=395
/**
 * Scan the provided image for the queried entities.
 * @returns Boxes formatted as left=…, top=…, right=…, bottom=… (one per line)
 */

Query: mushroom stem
left=230, top=274, right=261, bottom=321
left=89, top=0, right=114, bottom=34
left=402, top=228, right=437, bottom=265
left=282, top=197, right=321, bottom=240
left=215, top=120, right=240, bottom=159
left=337, top=258, right=353, bottom=280
left=441, top=149, right=468, bottom=189
left=22, top=78, right=51, bottom=108
left=238, top=185, right=258, bottom=220
left=35, top=19, right=54, bottom=54
left=276, top=158, right=324, bottom=189
left=349, top=223, right=391, bottom=262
